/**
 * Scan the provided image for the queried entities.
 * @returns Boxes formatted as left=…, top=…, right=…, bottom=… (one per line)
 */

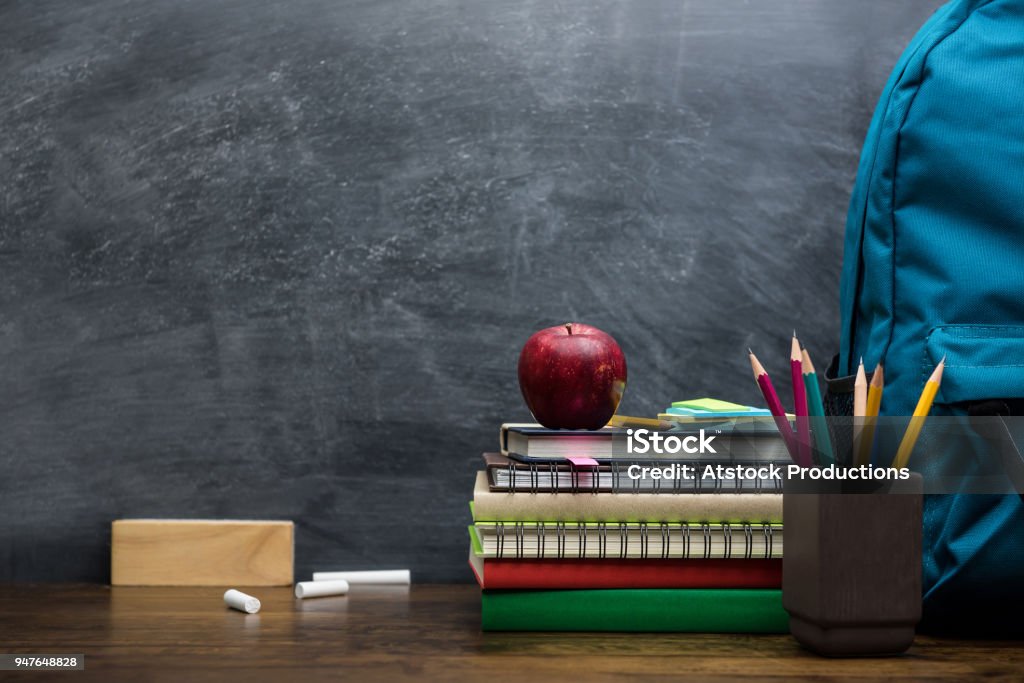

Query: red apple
left=517, top=323, right=627, bottom=430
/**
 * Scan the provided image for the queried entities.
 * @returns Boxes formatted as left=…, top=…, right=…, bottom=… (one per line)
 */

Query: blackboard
left=0, top=0, right=943, bottom=581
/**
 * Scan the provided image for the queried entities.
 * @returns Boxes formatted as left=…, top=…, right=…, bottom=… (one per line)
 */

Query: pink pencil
left=790, top=333, right=811, bottom=466
left=749, top=349, right=800, bottom=464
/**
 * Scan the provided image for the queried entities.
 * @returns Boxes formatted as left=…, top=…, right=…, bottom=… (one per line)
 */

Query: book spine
left=480, top=588, right=789, bottom=633
left=479, top=522, right=780, bottom=560
left=472, top=488, right=783, bottom=523
left=477, top=558, right=782, bottom=590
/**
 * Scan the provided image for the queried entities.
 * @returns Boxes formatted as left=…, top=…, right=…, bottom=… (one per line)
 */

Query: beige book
left=471, top=472, right=782, bottom=523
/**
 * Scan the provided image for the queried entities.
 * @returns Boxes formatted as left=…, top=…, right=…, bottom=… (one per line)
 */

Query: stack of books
left=468, top=405, right=790, bottom=632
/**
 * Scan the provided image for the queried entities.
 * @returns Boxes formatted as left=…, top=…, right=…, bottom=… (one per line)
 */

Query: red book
left=468, top=548, right=781, bottom=590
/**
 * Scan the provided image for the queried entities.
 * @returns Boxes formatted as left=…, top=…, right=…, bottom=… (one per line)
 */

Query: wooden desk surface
left=0, top=584, right=1021, bottom=681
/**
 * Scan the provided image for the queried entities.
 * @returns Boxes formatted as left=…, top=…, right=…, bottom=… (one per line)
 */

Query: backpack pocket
left=924, top=325, right=1024, bottom=491
left=918, top=328, right=1024, bottom=636
left=925, top=325, right=1024, bottom=409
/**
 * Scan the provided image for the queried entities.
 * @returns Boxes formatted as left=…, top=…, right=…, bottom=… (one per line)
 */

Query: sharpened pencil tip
left=748, top=349, right=766, bottom=379
left=870, top=362, right=885, bottom=387
left=789, top=334, right=802, bottom=360
left=748, top=348, right=754, bottom=355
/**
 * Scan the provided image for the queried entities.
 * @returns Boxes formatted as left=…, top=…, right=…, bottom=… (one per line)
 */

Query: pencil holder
left=782, top=473, right=923, bottom=657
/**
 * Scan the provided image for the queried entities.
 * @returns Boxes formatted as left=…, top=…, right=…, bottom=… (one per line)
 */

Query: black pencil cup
left=783, top=474, right=923, bottom=657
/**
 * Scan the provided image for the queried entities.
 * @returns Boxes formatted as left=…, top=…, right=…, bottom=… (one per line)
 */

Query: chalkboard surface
left=0, top=0, right=942, bottom=581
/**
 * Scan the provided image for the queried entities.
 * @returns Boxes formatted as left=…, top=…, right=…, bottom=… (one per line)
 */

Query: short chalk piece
left=295, top=580, right=350, bottom=599
left=224, top=589, right=261, bottom=614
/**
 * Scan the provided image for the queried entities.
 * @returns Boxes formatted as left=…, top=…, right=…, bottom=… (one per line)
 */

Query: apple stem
left=565, top=323, right=572, bottom=335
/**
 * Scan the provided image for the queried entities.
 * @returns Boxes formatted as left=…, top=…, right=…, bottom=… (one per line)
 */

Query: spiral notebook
left=482, top=453, right=785, bottom=493
left=471, top=472, right=783, bottom=523
left=469, top=521, right=783, bottom=560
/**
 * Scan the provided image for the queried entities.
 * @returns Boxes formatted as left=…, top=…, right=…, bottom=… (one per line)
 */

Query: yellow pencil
left=867, top=364, right=885, bottom=417
left=852, top=359, right=867, bottom=464
left=855, top=363, right=884, bottom=466
left=891, top=359, right=945, bottom=469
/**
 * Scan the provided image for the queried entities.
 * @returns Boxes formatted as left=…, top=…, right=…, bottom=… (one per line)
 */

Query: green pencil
left=801, top=349, right=835, bottom=466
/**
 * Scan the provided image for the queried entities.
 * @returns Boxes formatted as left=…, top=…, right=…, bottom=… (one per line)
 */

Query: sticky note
left=671, top=398, right=755, bottom=412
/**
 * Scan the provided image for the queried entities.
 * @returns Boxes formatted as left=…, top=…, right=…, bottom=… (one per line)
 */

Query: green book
left=481, top=588, right=788, bottom=633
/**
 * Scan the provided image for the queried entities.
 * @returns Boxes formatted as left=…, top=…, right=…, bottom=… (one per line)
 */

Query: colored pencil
left=748, top=349, right=801, bottom=465
left=855, top=364, right=884, bottom=466
left=801, top=348, right=835, bottom=466
left=852, top=359, right=867, bottom=465
left=790, top=333, right=811, bottom=467
left=867, top=364, right=885, bottom=417
left=891, top=359, right=945, bottom=469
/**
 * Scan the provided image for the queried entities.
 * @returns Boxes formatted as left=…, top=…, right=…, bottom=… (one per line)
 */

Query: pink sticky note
left=566, top=456, right=599, bottom=468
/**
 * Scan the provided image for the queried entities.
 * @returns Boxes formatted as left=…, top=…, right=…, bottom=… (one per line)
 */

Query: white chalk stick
left=311, top=569, right=411, bottom=585
left=294, top=579, right=349, bottom=599
left=224, top=589, right=261, bottom=614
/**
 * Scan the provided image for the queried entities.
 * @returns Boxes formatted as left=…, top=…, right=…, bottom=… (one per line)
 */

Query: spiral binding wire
left=493, top=460, right=784, bottom=494
left=484, top=522, right=780, bottom=559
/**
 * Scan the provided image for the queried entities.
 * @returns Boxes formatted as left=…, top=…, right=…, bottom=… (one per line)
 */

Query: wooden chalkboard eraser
left=111, top=519, right=294, bottom=586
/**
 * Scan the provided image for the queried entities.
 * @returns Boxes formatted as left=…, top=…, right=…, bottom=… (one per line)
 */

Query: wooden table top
left=0, top=583, right=1021, bottom=681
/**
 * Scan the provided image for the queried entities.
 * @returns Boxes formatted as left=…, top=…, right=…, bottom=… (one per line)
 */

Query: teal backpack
left=837, top=0, right=1024, bottom=635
